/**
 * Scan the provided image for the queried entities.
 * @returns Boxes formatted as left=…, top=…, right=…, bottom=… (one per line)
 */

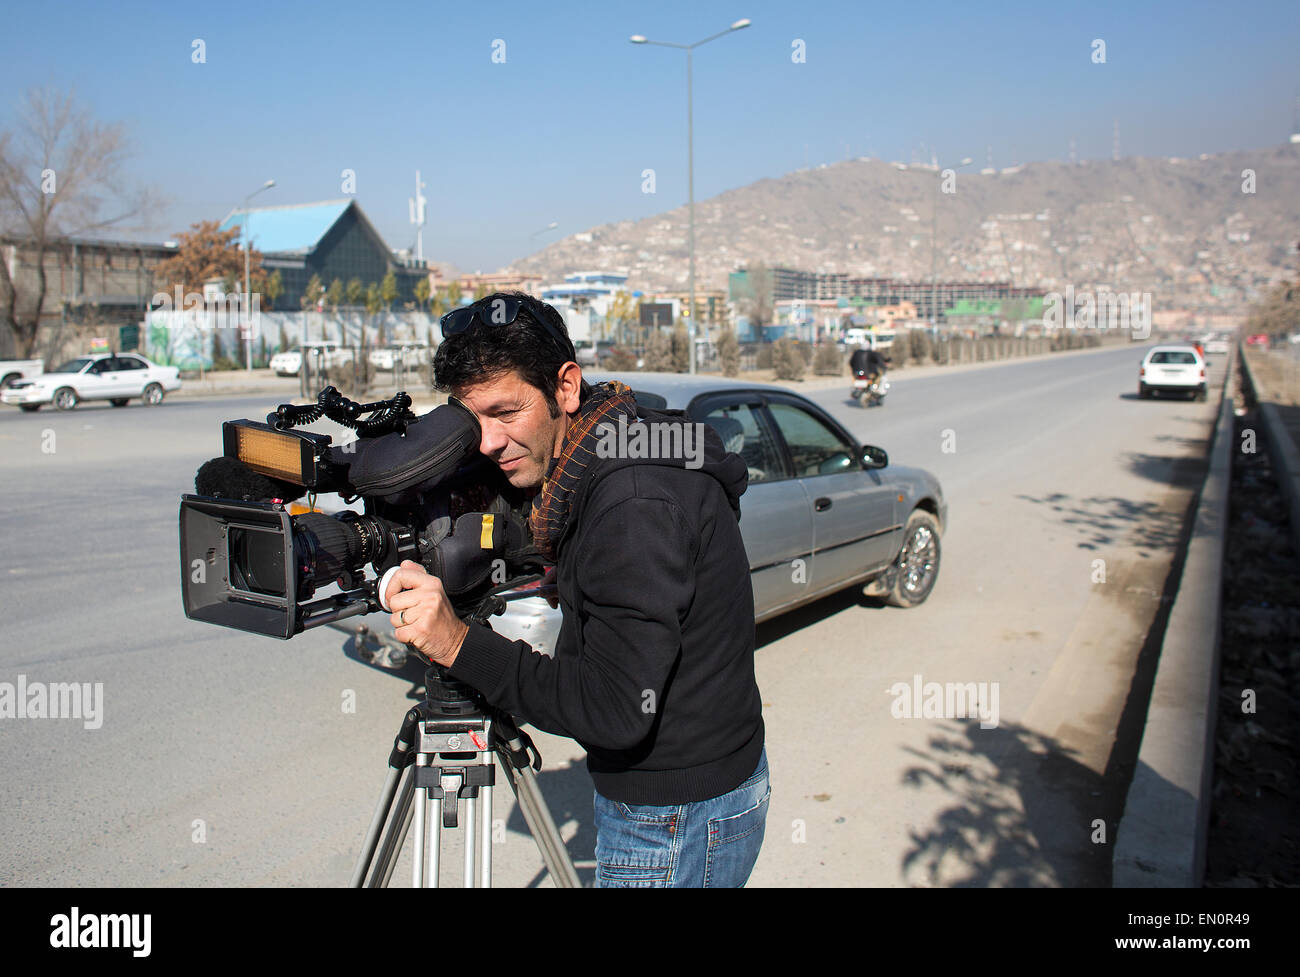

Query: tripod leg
left=464, top=795, right=476, bottom=888
left=368, top=765, right=416, bottom=888
left=480, top=777, right=493, bottom=888
left=351, top=764, right=406, bottom=887
left=429, top=795, right=443, bottom=886
left=504, top=759, right=581, bottom=889
left=412, top=756, right=429, bottom=887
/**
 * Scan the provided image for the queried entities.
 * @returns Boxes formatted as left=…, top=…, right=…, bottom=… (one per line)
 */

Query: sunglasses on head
left=440, top=295, right=574, bottom=359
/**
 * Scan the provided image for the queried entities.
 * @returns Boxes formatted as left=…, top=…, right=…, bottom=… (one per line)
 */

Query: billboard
left=639, top=303, right=674, bottom=329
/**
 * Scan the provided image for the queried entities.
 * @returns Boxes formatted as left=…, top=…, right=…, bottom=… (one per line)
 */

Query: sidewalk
left=171, top=369, right=334, bottom=401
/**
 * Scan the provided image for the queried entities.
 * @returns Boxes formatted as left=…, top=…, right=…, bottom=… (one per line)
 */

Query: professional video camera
left=179, top=386, right=545, bottom=640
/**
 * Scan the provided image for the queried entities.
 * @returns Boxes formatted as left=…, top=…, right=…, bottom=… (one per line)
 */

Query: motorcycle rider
left=850, top=344, right=890, bottom=385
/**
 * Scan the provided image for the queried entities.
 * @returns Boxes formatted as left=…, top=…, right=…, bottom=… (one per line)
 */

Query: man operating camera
left=382, top=291, right=768, bottom=888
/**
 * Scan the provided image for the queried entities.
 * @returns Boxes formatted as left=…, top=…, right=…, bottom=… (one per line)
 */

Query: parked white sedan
left=270, top=347, right=304, bottom=376
left=0, top=353, right=181, bottom=411
left=368, top=344, right=431, bottom=371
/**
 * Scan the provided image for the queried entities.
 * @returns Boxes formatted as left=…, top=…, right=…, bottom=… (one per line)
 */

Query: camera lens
left=230, top=527, right=287, bottom=597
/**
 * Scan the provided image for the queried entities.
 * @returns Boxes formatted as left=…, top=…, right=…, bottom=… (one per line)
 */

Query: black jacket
left=448, top=406, right=764, bottom=805
left=850, top=348, right=886, bottom=374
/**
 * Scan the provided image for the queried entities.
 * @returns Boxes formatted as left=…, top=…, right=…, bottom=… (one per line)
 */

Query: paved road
left=0, top=343, right=1220, bottom=886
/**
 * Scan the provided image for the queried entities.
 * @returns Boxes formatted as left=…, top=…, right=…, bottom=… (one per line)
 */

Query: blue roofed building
left=540, top=270, right=631, bottom=342
left=219, top=199, right=426, bottom=309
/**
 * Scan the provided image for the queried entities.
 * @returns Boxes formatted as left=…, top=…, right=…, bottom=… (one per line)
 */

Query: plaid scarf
left=529, top=380, right=637, bottom=561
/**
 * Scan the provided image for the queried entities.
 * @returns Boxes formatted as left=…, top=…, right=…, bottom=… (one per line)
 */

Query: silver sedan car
left=492, top=372, right=947, bottom=655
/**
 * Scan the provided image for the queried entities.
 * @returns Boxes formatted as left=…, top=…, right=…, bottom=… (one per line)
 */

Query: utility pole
left=240, top=179, right=275, bottom=370
left=409, top=170, right=427, bottom=262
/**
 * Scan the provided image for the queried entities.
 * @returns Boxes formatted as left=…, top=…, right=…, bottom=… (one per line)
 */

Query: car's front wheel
left=142, top=383, right=164, bottom=406
left=53, top=387, right=78, bottom=411
left=887, top=510, right=942, bottom=608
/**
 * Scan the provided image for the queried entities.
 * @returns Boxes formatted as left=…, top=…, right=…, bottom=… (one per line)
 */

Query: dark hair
left=433, top=291, right=576, bottom=417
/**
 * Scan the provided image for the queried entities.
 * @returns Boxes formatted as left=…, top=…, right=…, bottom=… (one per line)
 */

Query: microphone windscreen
left=195, top=457, right=308, bottom=502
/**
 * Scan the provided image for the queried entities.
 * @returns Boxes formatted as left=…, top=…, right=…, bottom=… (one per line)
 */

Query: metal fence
left=298, top=343, right=435, bottom=400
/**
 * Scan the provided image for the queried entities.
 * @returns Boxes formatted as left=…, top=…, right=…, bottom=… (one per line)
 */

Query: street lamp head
left=629, top=34, right=647, bottom=43
left=959, top=157, right=972, bottom=167
left=263, top=179, right=276, bottom=189
left=730, top=19, right=751, bottom=30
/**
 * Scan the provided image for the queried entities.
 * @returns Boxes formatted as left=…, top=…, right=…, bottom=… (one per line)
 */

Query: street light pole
left=631, top=18, right=751, bottom=374
left=241, top=179, right=275, bottom=370
left=686, top=47, right=695, bottom=372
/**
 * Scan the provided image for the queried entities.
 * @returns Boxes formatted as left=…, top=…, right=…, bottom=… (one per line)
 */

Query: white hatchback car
left=1, top=353, right=182, bottom=412
left=1139, top=345, right=1207, bottom=401
left=270, top=347, right=304, bottom=376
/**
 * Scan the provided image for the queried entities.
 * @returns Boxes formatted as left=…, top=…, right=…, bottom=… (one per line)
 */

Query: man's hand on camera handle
left=383, top=560, right=469, bottom=668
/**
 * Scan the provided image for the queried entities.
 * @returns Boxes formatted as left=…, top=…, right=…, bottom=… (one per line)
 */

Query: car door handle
left=814, top=497, right=832, bottom=511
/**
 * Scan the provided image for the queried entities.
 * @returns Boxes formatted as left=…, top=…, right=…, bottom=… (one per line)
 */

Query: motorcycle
left=851, top=370, right=890, bottom=407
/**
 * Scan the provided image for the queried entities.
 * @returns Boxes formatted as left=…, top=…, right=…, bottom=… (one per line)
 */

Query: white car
left=1204, top=335, right=1231, bottom=355
left=289, top=343, right=353, bottom=374
left=368, top=344, right=430, bottom=371
left=0, top=358, right=44, bottom=389
left=1138, top=345, right=1207, bottom=401
left=270, top=347, right=303, bottom=376
left=1, top=353, right=181, bottom=412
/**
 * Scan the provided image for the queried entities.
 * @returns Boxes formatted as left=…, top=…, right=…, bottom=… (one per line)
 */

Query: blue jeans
left=592, top=748, right=769, bottom=888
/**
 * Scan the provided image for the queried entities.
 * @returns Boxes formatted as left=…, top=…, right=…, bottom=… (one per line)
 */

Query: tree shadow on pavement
left=1121, top=451, right=1207, bottom=491
left=898, top=719, right=1116, bottom=887
left=1151, top=433, right=1209, bottom=453
left=915, top=454, right=1203, bottom=887
left=1014, top=442, right=1205, bottom=552
left=1014, top=491, right=1186, bottom=552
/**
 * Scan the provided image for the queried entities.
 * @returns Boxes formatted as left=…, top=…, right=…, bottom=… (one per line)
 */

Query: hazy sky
left=2, top=0, right=1297, bottom=272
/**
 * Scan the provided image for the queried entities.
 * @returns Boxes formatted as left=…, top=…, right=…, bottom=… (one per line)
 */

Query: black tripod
left=348, top=596, right=580, bottom=888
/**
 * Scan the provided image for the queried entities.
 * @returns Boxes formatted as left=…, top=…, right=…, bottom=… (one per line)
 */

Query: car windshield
left=52, top=359, right=92, bottom=374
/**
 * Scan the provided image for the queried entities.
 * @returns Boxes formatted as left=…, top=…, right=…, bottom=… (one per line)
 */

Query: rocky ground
left=1204, top=351, right=1300, bottom=887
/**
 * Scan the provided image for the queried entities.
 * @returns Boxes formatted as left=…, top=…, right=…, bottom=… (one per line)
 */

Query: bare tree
left=0, top=88, right=159, bottom=357
left=738, top=262, right=774, bottom=330
left=1246, top=277, right=1299, bottom=341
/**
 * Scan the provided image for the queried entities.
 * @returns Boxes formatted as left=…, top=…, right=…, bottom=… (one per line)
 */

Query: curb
left=1238, top=351, right=1300, bottom=562
left=1112, top=347, right=1234, bottom=887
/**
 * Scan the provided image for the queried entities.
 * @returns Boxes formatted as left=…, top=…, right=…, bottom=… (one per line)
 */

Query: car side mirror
left=861, top=445, right=888, bottom=470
